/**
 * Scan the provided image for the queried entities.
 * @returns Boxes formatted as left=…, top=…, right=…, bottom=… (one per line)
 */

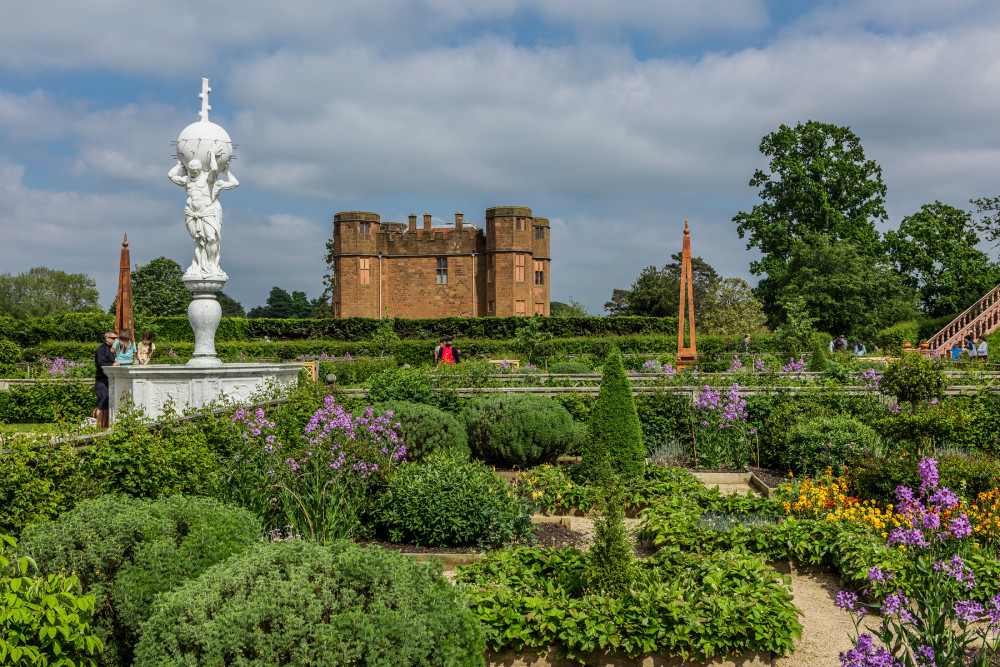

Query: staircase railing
left=926, top=284, right=1000, bottom=353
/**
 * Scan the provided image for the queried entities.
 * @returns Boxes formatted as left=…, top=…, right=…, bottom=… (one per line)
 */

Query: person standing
left=434, top=336, right=446, bottom=364
left=114, top=329, right=137, bottom=365
left=94, top=330, right=119, bottom=430
left=978, top=337, right=989, bottom=362
left=966, top=335, right=978, bottom=361
left=742, top=334, right=751, bottom=354
left=951, top=340, right=963, bottom=362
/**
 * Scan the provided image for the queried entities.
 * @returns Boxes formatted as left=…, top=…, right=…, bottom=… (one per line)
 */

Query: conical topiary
left=579, top=347, right=645, bottom=481
left=808, top=341, right=830, bottom=372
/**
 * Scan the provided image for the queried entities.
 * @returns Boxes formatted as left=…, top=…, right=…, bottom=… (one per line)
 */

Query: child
left=114, top=328, right=137, bottom=365
left=136, top=331, right=156, bottom=365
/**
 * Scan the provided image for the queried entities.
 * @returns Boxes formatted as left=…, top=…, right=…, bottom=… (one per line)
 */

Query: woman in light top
left=978, top=337, right=989, bottom=362
left=136, top=331, right=155, bottom=365
left=114, top=328, right=137, bottom=365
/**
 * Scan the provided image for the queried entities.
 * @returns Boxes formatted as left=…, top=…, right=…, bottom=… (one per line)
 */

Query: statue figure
left=168, top=148, right=238, bottom=279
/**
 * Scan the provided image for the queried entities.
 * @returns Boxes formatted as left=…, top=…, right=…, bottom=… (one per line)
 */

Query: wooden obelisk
left=676, top=221, right=697, bottom=369
left=114, top=234, right=134, bottom=337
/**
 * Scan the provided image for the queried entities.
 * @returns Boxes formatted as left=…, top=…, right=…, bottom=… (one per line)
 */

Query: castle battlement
left=326, top=207, right=550, bottom=318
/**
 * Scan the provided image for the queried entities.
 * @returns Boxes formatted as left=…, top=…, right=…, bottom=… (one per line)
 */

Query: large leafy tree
left=132, top=257, right=190, bottom=316
left=733, top=121, right=888, bottom=321
left=550, top=298, right=591, bottom=317
left=604, top=254, right=718, bottom=317
left=885, top=202, right=1000, bottom=318
left=264, top=287, right=294, bottom=319
left=0, top=267, right=101, bottom=319
left=699, top=278, right=768, bottom=336
left=217, top=292, right=246, bottom=318
left=772, top=234, right=916, bottom=340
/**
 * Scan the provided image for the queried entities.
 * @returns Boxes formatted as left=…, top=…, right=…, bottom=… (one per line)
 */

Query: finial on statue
left=198, top=78, right=212, bottom=122
left=122, top=233, right=128, bottom=248
left=684, top=220, right=689, bottom=236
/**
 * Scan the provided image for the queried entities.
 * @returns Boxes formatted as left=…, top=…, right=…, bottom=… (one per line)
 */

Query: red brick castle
left=327, top=206, right=551, bottom=318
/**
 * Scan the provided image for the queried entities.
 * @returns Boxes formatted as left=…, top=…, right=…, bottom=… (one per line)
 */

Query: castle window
left=515, top=218, right=524, bottom=231
left=535, top=227, right=544, bottom=239
left=534, top=303, right=544, bottom=315
left=488, top=300, right=495, bottom=313
left=515, top=254, right=525, bottom=282
left=359, top=222, right=371, bottom=235
left=436, top=257, right=448, bottom=284
left=488, top=255, right=495, bottom=282
left=534, top=260, right=544, bottom=285
left=359, top=258, right=370, bottom=285
left=515, top=300, right=526, bottom=315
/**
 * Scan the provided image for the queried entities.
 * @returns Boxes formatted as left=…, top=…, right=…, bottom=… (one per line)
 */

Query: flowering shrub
left=836, top=458, right=1000, bottom=667
left=783, top=470, right=903, bottom=536
left=781, top=356, right=807, bottom=373
left=692, top=383, right=756, bottom=468
left=39, top=356, right=84, bottom=377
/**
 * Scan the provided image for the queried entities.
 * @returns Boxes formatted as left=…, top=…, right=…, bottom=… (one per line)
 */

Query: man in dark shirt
left=94, top=330, right=119, bottom=429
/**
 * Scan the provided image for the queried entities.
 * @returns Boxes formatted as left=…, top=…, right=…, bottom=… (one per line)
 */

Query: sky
left=2, top=0, right=1000, bottom=315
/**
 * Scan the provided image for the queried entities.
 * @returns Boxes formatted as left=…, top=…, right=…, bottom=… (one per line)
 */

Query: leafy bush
left=457, top=546, right=801, bottom=662
left=880, top=354, right=946, bottom=407
left=579, top=347, right=645, bottom=481
left=548, top=360, right=592, bottom=374
left=0, top=338, right=19, bottom=377
left=807, top=342, right=829, bottom=372
left=363, top=400, right=469, bottom=461
left=367, top=367, right=433, bottom=403
left=319, top=356, right=396, bottom=384
left=634, top=392, right=693, bottom=455
left=373, top=452, right=533, bottom=548
left=1, top=534, right=103, bottom=666
left=0, top=380, right=93, bottom=423
left=19, top=495, right=261, bottom=667
left=134, top=539, right=486, bottom=667
left=461, top=393, right=584, bottom=467
left=785, top=415, right=880, bottom=476
left=587, top=467, right=637, bottom=596
left=876, top=319, right=920, bottom=350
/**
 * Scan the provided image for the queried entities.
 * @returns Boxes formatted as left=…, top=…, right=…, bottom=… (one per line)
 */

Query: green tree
left=0, top=267, right=101, bottom=319
left=884, top=201, right=1000, bottom=317
left=604, top=254, right=718, bottom=317
left=290, top=291, right=313, bottom=319
left=264, top=287, right=294, bottom=319
left=216, top=292, right=245, bottom=318
left=514, top=315, right=553, bottom=364
left=131, top=257, right=190, bottom=316
left=699, top=277, right=768, bottom=335
left=371, top=317, right=400, bottom=356
left=311, top=296, right=333, bottom=318
left=550, top=297, right=591, bottom=317
left=733, top=121, right=888, bottom=321
left=579, top=347, right=645, bottom=481
left=772, top=234, right=916, bottom=341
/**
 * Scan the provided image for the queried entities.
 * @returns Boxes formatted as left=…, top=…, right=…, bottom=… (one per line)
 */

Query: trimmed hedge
left=579, top=347, right=645, bottom=481
left=461, top=393, right=585, bottom=467
left=0, top=380, right=94, bottom=423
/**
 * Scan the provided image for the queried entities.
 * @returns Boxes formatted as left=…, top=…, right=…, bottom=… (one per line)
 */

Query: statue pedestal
left=105, top=363, right=301, bottom=421
left=183, top=277, right=226, bottom=366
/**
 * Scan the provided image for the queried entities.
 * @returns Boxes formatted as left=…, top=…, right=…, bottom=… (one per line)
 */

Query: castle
left=327, top=206, right=550, bottom=318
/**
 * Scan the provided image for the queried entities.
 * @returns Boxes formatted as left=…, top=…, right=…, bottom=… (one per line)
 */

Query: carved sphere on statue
left=176, top=121, right=233, bottom=172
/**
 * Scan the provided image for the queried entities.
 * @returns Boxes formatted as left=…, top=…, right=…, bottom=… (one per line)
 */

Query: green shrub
left=785, top=415, right=880, bottom=475
left=548, top=360, right=592, bottom=374
left=634, top=392, right=693, bottom=455
left=807, top=342, right=829, bottom=372
left=1, top=535, right=103, bottom=666
left=876, top=319, right=920, bottom=350
left=845, top=453, right=1000, bottom=505
left=0, top=380, right=93, bottom=423
left=0, top=338, right=19, bottom=377
left=320, top=356, right=396, bottom=384
left=19, top=495, right=261, bottom=667
left=579, top=347, right=645, bottom=481
left=461, top=393, right=584, bottom=467
left=373, top=452, right=533, bottom=548
left=134, top=539, right=486, bottom=667
left=367, top=367, right=433, bottom=404
left=362, top=401, right=469, bottom=461
left=587, top=467, right=636, bottom=596
left=880, top=354, right=946, bottom=407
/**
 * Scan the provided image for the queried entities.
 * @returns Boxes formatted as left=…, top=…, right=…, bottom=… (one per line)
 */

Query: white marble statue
left=168, top=79, right=238, bottom=280
left=168, top=151, right=238, bottom=279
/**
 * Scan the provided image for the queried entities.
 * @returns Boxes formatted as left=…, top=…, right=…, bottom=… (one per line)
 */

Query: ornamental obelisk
left=676, top=221, right=698, bottom=369
left=167, top=79, right=239, bottom=366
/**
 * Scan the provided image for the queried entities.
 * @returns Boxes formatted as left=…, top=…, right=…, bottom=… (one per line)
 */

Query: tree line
left=609, top=120, right=1000, bottom=341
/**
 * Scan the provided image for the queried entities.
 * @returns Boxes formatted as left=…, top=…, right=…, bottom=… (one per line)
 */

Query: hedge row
left=34, top=334, right=790, bottom=365
left=0, top=314, right=682, bottom=346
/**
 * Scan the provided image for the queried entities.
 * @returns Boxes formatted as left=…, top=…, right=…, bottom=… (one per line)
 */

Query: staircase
left=926, top=284, right=1000, bottom=354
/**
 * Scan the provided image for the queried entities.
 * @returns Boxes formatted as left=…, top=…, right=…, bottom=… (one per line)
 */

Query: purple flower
left=954, top=600, right=984, bottom=623
left=839, top=634, right=902, bottom=667
left=881, top=593, right=910, bottom=616
left=948, top=514, right=973, bottom=539
left=867, top=566, right=891, bottom=584
left=914, top=645, right=935, bottom=667
left=836, top=591, right=858, bottom=611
